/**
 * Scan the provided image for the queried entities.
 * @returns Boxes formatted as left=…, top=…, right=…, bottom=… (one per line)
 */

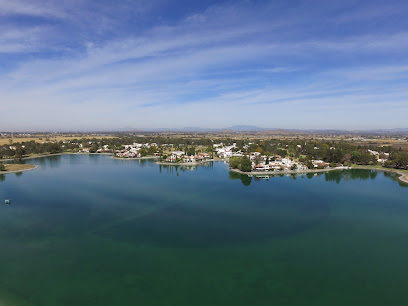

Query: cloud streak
left=1, top=0, right=408, bottom=130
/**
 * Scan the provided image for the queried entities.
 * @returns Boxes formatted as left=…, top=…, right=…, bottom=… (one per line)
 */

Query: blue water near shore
left=0, top=154, right=408, bottom=305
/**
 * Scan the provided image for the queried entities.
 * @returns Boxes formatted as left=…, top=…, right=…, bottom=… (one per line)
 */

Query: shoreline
left=0, top=165, right=39, bottom=175
left=230, top=166, right=348, bottom=176
left=112, top=156, right=159, bottom=160
left=0, top=152, right=114, bottom=162
left=229, top=166, right=408, bottom=184
left=1, top=152, right=161, bottom=162
left=156, top=159, right=214, bottom=166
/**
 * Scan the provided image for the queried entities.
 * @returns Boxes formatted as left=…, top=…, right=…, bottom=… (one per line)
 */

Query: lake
left=1, top=154, right=408, bottom=305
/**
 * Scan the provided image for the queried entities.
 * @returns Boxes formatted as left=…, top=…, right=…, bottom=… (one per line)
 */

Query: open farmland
left=0, top=135, right=117, bottom=145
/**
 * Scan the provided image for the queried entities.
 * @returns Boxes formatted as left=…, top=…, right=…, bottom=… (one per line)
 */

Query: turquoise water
left=0, top=154, right=408, bottom=305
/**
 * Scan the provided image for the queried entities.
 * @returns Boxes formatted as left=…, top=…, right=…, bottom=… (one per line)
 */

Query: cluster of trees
left=220, top=138, right=408, bottom=171
left=229, top=157, right=252, bottom=172
left=231, top=139, right=408, bottom=169
left=0, top=141, right=64, bottom=160
left=138, top=146, right=159, bottom=157
left=240, top=140, right=378, bottom=165
left=384, top=151, right=408, bottom=169
left=0, top=137, right=122, bottom=160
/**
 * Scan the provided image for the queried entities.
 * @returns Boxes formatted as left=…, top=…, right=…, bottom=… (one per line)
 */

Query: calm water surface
left=0, top=155, right=408, bottom=305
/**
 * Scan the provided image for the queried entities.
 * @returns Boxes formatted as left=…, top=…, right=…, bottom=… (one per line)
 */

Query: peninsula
left=0, top=163, right=38, bottom=174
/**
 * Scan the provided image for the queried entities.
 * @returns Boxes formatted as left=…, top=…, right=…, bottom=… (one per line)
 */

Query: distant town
left=1, top=131, right=407, bottom=177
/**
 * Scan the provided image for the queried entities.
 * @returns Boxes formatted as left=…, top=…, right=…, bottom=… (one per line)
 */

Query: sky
left=1, top=0, right=408, bottom=131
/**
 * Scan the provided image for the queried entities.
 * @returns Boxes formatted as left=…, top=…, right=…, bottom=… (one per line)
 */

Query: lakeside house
left=115, top=142, right=158, bottom=158
left=368, top=149, right=390, bottom=164
left=96, top=145, right=112, bottom=153
left=165, top=155, right=178, bottom=162
left=311, top=160, right=329, bottom=168
left=215, top=143, right=237, bottom=159
left=226, top=150, right=313, bottom=172
left=165, top=152, right=211, bottom=163
left=249, top=157, right=318, bottom=172
left=116, top=151, right=141, bottom=158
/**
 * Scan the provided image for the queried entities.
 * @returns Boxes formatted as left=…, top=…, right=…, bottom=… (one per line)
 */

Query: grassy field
left=0, top=135, right=117, bottom=145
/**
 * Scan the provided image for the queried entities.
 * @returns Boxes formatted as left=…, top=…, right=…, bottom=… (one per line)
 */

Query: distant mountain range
left=180, top=125, right=268, bottom=132
left=121, top=125, right=274, bottom=132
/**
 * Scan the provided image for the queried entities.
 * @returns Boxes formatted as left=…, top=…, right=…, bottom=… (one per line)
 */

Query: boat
left=4, top=199, right=11, bottom=205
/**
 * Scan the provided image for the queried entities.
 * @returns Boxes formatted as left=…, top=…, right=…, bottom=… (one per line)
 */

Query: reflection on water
left=26, top=154, right=62, bottom=168
left=306, top=172, right=324, bottom=179
left=229, top=171, right=252, bottom=186
left=158, top=161, right=215, bottom=176
left=383, top=171, right=408, bottom=187
left=227, top=169, right=405, bottom=187
left=0, top=170, right=25, bottom=181
left=136, top=158, right=149, bottom=167
left=324, top=169, right=378, bottom=183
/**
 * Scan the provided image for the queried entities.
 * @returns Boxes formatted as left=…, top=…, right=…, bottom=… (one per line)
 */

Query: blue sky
left=1, top=0, right=408, bottom=131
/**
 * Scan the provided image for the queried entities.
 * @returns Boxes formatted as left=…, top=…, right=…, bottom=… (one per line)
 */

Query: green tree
left=254, top=155, right=262, bottom=165
left=186, top=146, right=196, bottom=156
left=229, top=157, right=241, bottom=169
left=89, top=144, right=98, bottom=153
left=139, top=148, right=147, bottom=157
left=394, top=153, right=408, bottom=169
left=276, top=149, right=287, bottom=157
left=239, top=157, right=252, bottom=172
left=306, top=161, right=314, bottom=169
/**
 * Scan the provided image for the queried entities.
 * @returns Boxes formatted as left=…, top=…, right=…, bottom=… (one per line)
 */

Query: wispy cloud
left=1, top=0, right=408, bottom=130
left=0, top=0, right=65, bottom=17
